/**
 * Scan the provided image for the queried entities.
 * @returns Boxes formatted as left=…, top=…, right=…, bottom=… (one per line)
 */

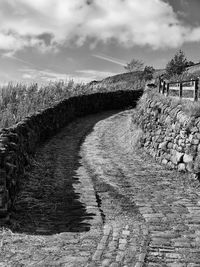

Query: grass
left=0, top=80, right=88, bottom=129
left=139, top=87, right=200, bottom=118
left=0, top=73, right=144, bottom=129
left=86, top=71, right=146, bottom=93
left=167, top=72, right=199, bottom=82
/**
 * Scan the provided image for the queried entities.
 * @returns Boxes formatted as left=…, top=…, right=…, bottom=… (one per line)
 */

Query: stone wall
left=0, top=89, right=142, bottom=219
left=132, top=91, right=200, bottom=179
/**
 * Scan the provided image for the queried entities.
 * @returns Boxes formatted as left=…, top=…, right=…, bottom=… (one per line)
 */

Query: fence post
left=179, top=82, right=183, bottom=99
left=159, top=79, right=162, bottom=93
left=194, top=79, right=199, bottom=101
left=166, top=83, right=169, bottom=96
left=163, top=81, right=166, bottom=95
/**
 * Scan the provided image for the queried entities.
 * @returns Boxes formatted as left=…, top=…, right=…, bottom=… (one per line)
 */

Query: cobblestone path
left=1, top=110, right=200, bottom=266
left=83, top=110, right=200, bottom=267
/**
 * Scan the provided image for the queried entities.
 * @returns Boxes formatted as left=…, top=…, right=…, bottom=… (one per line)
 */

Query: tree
left=142, top=66, right=155, bottom=81
left=165, top=50, right=193, bottom=78
left=124, top=58, right=144, bottom=72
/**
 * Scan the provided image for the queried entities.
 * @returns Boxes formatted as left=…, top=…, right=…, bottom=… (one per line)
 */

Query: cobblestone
left=83, top=110, right=200, bottom=266
left=1, top=109, right=200, bottom=266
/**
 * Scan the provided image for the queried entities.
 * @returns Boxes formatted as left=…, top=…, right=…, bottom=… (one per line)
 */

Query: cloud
left=22, top=73, right=33, bottom=79
left=0, top=0, right=200, bottom=54
left=19, top=67, right=98, bottom=83
left=19, top=68, right=67, bottom=81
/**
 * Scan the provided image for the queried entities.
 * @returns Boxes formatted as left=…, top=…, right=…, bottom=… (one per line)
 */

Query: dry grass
left=168, top=72, right=199, bottom=82
left=138, top=87, right=200, bottom=118
left=0, top=80, right=90, bottom=129
left=0, top=72, right=145, bottom=129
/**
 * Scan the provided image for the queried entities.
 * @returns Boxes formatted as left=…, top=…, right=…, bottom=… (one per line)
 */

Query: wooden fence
left=159, top=79, right=199, bottom=101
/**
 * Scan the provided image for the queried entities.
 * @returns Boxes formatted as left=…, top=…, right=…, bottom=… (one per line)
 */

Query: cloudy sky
left=0, top=0, right=200, bottom=84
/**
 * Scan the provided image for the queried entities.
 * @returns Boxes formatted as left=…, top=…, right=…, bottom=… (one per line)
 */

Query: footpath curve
left=1, top=109, right=200, bottom=267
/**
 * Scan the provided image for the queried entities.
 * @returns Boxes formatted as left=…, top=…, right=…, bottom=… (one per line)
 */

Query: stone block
left=194, top=155, right=200, bottom=173
left=192, top=139, right=199, bottom=145
left=180, top=130, right=187, bottom=138
left=167, top=142, right=173, bottom=149
left=197, top=121, right=200, bottom=131
left=189, top=134, right=194, bottom=142
left=159, top=141, right=168, bottom=151
left=183, top=153, right=193, bottom=163
left=178, top=163, right=186, bottom=172
left=191, top=126, right=198, bottom=133
left=161, top=159, right=168, bottom=165
left=186, top=162, right=194, bottom=172
left=177, top=146, right=183, bottom=152
left=178, top=139, right=185, bottom=146
left=171, top=151, right=183, bottom=165
left=195, top=133, right=200, bottom=140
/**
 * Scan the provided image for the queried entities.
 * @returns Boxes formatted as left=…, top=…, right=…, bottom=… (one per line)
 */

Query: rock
left=187, top=145, right=197, bottom=156
left=178, top=163, right=186, bottom=172
left=180, top=130, right=187, bottom=138
left=165, top=116, right=171, bottom=124
left=167, top=142, right=173, bottom=149
left=162, top=159, right=168, bottom=165
left=194, top=155, right=200, bottom=173
left=171, top=151, right=183, bottom=165
left=195, top=133, right=200, bottom=140
left=197, top=121, right=200, bottom=131
left=192, top=139, right=199, bottom=145
left=159, top=141, right=168, bottom=151
left=183, top=154, right=193, bottom=163
left=191, top=126, right=198, bottom=133
left=177, top=146, right=183, bottom=152
left=186, top=162, right=194, bottom=172
left=177, top=112, right=189, bottom=125
left=178, top=139, right=184, bottom=146
left=189, top=134, right=193, bottom=142
left=175, top=122, right=181, bottom=132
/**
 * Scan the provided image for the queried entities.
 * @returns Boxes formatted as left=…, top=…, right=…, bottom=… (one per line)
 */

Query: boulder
left=183, top=154, right=193, bottom=163
left=171, top=151, right=183, bottom=165
left=159, top=141, right=168, bottom=151
left=178, top=163, right=186, bottom=172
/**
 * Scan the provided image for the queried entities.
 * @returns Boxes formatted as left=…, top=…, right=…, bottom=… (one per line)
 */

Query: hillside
left=85, top=69, right=163, bottom=93
left=85, top=71, right=144, bottom=93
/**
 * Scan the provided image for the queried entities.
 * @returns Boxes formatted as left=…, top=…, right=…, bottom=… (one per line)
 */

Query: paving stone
left=4, top=110, right=200, bottom=267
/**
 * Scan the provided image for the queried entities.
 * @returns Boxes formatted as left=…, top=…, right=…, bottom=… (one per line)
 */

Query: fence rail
left=159, top=79, right=199, bottom=101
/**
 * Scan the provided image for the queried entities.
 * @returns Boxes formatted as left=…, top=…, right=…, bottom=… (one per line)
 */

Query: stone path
left=1, top=109, right=200, bottom=266
left=83, top=110, right=200, bottom=267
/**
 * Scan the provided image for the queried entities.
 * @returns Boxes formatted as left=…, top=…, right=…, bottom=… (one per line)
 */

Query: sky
left=0, top=0, right=200, bottom=85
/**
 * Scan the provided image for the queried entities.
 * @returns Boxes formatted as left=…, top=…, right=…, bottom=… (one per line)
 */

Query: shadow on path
left=9, top=110, right=118, bottom=235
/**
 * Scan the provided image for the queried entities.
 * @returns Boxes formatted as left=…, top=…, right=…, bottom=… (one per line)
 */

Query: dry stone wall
left=132, top=92, right=200, bottom=179
left=0, top=90, right=142, bottom=219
